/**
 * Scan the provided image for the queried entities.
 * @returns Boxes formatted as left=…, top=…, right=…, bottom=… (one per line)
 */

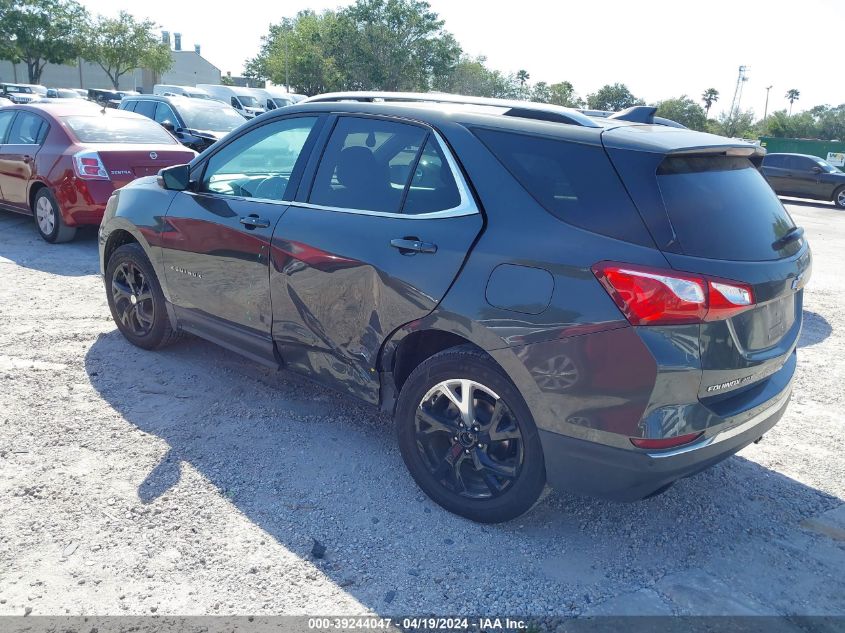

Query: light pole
left=285, top=34, right=289, bottom=93
left=763, top=85, right=773, bottom=120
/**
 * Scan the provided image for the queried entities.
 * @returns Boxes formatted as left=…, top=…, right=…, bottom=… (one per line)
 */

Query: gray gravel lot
left=0, top=199, right=843, bottom=618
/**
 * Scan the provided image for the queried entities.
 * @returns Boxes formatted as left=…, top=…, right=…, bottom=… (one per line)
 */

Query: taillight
left=630, top=432, right=703, bottom=450
left=592, top=262, right=754, bottom=326
left=73, top=151, right=109, bottom=180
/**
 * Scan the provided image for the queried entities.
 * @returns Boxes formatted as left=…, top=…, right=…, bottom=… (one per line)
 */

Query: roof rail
left=304, top=91, right=601, bottom=128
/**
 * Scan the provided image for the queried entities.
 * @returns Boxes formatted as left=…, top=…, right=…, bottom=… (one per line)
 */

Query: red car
left=0, top=103, right=196, bottom=243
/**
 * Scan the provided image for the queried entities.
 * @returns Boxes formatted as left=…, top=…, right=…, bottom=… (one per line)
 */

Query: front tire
left=33, top=188, right=76, bottom=243
left=834, top=186, right=845, bottom=209
left=105, top=243, right=180, bottom=350
left=395, top=346, right=546, bottom=523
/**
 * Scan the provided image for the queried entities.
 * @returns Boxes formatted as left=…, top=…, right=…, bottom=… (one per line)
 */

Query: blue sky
left=79, top=0, right=842, bottom=116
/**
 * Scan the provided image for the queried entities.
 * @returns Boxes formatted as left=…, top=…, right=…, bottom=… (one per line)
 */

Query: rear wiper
left=772, top=226, right=804, bottom=250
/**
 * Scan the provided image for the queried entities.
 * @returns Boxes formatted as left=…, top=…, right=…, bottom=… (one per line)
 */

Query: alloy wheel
left=111, top=262, right=155, bottom=337
left=838, top=189, right=845, bottom=208
left=35, top=195, right=55, bottom=235
left=415, top=378, right=524, bottom=499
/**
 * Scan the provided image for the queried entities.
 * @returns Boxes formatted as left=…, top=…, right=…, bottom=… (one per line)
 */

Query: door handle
left=390, top=237, right=437, bottom=254
left=240, top=215, right=270, bottom=229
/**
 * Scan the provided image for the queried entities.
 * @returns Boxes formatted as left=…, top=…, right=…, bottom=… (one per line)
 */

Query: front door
left=0, top=111, right=48, bottom=211
left=270, top=115, right=483, bottom=403
left=160, top=114, right=322, bottom=365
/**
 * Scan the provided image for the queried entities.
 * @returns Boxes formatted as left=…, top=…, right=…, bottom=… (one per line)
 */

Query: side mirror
left=160, top=120, right=176, bottom=133
left=158, top=164, right=191, bottom=191
left=812, top=166, right=822, bottom=174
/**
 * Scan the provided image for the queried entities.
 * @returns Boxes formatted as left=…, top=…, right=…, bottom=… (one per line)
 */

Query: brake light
left=630, top=432, right=703, bottom=450
left=73, top=151, right=109, bottom=180
left=592, top=262, right=754, bottom=326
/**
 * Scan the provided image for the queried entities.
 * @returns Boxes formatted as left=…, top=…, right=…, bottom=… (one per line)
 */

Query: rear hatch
left=81, top=144, right=196, bottom=188
left=602, top=125, right=811, bottom=405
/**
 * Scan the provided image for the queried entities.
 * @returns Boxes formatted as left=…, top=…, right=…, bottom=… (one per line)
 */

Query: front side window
left=154, top=103, right=178, bottom=126
left=309, top=117, right=463, bottom=215
left=200, top=116, right=318, bottom=201
left=7, top=112, right=48, bottom=144
left=0, top=111, right=15, bottom=142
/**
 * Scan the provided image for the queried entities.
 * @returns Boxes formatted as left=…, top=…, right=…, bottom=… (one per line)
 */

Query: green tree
left=515, top=69, right=530, bottom=98
left=655, top=95, right=708, bottom=131
left=83, top=11, right=172, bottom=89
left=786, top=88, right=800, bottom=115
left=433, top=54, right=517, bottom=98
left=712, top=108, right=756, bottom=138
left=586, top=83, right=644, bottom=111
left=246, top=0, right=460, bottom=96
left=547, top=81, right=583, bottom=108
left=0, top=0, right=88, bottom=84
left=701, top=88, right=719, bottom=117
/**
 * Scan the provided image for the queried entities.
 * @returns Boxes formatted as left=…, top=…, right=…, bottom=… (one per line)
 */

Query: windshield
left=658, top=156, right=797, bottom=261
left=5, top=86, right=32, bottom=94
left=237, top=95, right=260, bottom=108
left=57, top=90, right=81, bottom=99
left=272, top=98, right=293, bottom=108
left=186, top=92, right=212, bottom=100
left=63, top=115, right=178, bottom=144
left=180, top=104, right=245, bottom=132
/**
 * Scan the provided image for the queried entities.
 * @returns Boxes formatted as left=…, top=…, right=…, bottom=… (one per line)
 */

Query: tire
left=834, top=186, right=845, bottom=209
left=105, top=243, right=181, bottom=350
left=33, top=188, right=76, bottom=243
left=395, top=345, right=546, bottom=523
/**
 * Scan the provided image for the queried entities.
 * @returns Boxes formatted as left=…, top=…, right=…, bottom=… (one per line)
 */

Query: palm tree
left=786, top=89, right=800, bottom=115
left=516, top=69, right=530, bottom=99
left=701, top=88, right=719, bottom=117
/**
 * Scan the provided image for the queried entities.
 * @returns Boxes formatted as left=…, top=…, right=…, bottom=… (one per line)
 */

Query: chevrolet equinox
left=99, top=92, right=811, bottom=522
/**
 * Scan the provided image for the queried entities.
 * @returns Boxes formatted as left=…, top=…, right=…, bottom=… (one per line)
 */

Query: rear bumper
left=539, top=377, right=792, bottom=501
left=55, top=179, right=114, bottom=227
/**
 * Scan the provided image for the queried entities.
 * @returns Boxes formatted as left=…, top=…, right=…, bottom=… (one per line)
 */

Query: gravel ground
left=0, top=199, right=843, bottom=618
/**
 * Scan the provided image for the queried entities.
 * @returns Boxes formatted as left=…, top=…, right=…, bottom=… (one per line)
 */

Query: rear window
left=62, top=115, right=177, bottom=144
left=474, top=128, right=654, bottom=246
left=657, top=156, right=798, bottom=261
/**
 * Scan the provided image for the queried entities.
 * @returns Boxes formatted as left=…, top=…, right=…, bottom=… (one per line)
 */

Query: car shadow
left=0, top=209, right=99, bottom=277
left=83, top=330, right=845, bottom=615
left=799, top=310, right=833, bottom=348
left=780, top=197, right=841, bottom=211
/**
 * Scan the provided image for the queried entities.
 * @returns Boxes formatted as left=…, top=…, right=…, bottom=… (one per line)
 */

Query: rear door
left=160, top=114, right=323, bottom=365
left=0, top=109, right=16, bottom=202
left=0, top=111, right=48, bottom=210
left=270, top=114, right=483, bottom=403
left=604, top=132, right=811, bottom=406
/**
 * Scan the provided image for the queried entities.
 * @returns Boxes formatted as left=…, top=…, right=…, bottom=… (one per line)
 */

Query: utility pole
left=285, top=35, right=289, bottom=93
left=729, top=65, right=750, bottom=118
left=763, top=85, right=773, bottom=120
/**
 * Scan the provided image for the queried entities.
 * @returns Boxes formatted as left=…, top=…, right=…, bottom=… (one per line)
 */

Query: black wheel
left=105, top=243, right=180, bottom=350
left=396, top=346, right=546, bottom=523
left=33, top=188, right=76, bottom=243
left=834, top=186, right=845, bottom=209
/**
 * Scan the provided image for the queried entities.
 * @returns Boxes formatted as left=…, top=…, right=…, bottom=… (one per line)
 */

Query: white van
left=196, top=84, right=266, bottom=119
left=248, top=87, right=307, bottom=111
left=153, top=85, right=213, bottom=100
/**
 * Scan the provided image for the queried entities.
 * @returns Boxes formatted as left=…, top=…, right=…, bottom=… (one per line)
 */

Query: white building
left=0, top=42, right=221, bottom=93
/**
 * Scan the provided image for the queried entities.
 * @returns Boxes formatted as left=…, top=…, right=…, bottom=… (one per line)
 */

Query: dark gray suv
left=98, top=92, right=811, bottom=522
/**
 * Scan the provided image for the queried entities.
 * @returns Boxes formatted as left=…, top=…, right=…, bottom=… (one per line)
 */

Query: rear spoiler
left=609, top=106, right=688, bottom=129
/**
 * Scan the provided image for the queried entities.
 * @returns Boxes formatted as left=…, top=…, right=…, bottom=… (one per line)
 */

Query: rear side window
left=474, top=128, right=653, bottom=245
left=133, top=100, right=157, bottom=119
left=763, top=155, right=783, bottom=167
left=657, top=156, right=797, bottom=261
left=7, top=112, right=48, bottom=144
left=62, top=115, right=177, bottom=144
